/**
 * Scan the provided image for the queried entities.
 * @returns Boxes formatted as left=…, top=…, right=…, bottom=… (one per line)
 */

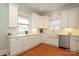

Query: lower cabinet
left=10, top=37, right=23, bottom=55
left=42, top=35, right=59, bottom=47
left=70, top=36, right=79, bottom=52
left=22, top=36, right=30, bottom=50
left=70, top=36, right=76, bottom=51
left=76, top=39, right=79, bottom=52
left=28, top=35, right=41, bottom=48
left=9, top=35, right=59, bottom=55
left=9, top=35, right=41, bottom=55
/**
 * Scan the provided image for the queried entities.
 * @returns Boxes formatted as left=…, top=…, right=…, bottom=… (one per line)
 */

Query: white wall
left=0, top=4, right=8, bottom=51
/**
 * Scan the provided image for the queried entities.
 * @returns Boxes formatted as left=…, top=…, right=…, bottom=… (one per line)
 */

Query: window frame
left=50, top=18, right=62, bottom=26
left=18, top=15, right=29, bottom=32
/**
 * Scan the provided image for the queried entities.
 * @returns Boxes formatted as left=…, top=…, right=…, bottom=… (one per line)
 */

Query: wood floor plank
left=18, top=44, right=79, bottom=56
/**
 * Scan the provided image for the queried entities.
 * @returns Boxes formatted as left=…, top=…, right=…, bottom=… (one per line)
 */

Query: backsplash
left=59, top=28, right=79, bottom=35
left=42, top=28, right=79, bottom=35
left=8, top=27, right=79, bottom=36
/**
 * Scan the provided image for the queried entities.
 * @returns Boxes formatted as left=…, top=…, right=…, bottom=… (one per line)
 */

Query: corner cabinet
left=22, top=35, right=41, bottom=51
left=9, top=4, right=18, bottom=27
left=39, top=16, right=49, bottom=28
left=32, top=13, right=49, bottom=28
left=62, top=7, right=78, bottom=28
left=42, top=35, right=59, bottom=47
left=32, top=13, right=40, bottom=28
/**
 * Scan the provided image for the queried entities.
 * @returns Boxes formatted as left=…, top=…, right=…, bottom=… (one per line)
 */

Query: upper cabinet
left=62, top=10, right=69, bottom=27
left=68, top=8, right=78, bottom=28
left=77, top=7, right=79, bottom=27
left=62, top=7, right=78, bottom=28
left=9, top=4, right=18, bottom=27
left=39, top=15, right=49, bottom=28
left=32, top=13, right=48, bottom=28
left=32, top=13, right=40, bottom=28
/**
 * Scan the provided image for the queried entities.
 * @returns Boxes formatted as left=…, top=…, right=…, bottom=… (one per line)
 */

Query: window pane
left=18, top=16, right=29, bottom=32
left=18, top=16, right=29, bottom=24
left=18, top=24, right=29, bottom=31
left=50, top=19, right=61, bottom=26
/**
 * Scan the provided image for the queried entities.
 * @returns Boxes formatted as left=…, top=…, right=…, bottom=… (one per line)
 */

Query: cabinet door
left=43, top=36, right=58, bottom=47
left=29, top=35, right=41, bottom=47
left=39, top=16, right=48, bottom=28
left=76, top=40, right=79, bottom=52
left=9, top=4, right=18, bottom=27
left=77, top=7, right=79, bottom=27
left=22, top=37, right=31, bottom=50
left=70, top=36, right=79, bottom=52
left=70, top=36, right=76, bottom=51
left=10, top=38, right=22, bottom=55
left=62, top=8, right=78, bottom=28
left=49, top=37, right=58, bottom=47
left=22, top=37, right=27, bottom=50
left=62, top=10, right=69, bottom=27
left=68, top=8, right=78, bottom=27
left=32, top=13, right=40, bottom=28
left=23, top=36, right=40, bottom=51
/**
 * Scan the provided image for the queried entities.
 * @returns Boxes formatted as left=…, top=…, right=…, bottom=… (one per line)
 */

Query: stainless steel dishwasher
left=59, top=35, right=70, bottom=49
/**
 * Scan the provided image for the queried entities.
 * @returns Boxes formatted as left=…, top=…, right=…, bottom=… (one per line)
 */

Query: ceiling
left=19, top=3, right=79, bottom=15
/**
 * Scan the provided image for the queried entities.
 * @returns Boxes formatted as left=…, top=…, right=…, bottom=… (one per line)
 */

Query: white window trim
left=18, top=15, right=29, bottom=32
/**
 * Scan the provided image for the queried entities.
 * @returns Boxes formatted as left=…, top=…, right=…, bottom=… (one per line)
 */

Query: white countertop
left=8, top=33, right=79, bottom=38
left=8, top=34, right=39, bottom=38
left=8, top=33, right=59, bottom=38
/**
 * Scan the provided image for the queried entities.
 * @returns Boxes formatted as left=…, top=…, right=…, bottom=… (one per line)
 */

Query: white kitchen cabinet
left=39, top=16, right=49, bottom=28
left=28, top=35, right=41, bottom=47
left=70, top=36, right=78, bottom=52
left=62, top=7, right=78, bottom=28
left=22, top=35, right=41, bottom=50
left=9, top=35, right=41, bottom=55
left=62, top=10, right=69, bottom=27
left=77, top=7, right=79, bottom=27
left=32, top=14, right=48, bottom=28
left=68, top=8, right=78, bottom=27
left=42, top=35, right=59, bottom=47
left=76, top=39, right=79, bottom=52
left=10, top=37, right=22, bottom=55
left=32, top=13, right=40, bottom=28
left=22, top=37, right=29, bottom=50
left=9, top=4, right=18, bottom=27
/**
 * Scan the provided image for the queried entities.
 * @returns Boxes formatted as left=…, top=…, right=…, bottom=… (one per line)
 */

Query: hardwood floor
left=18, top=44, right=79, bottom=56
